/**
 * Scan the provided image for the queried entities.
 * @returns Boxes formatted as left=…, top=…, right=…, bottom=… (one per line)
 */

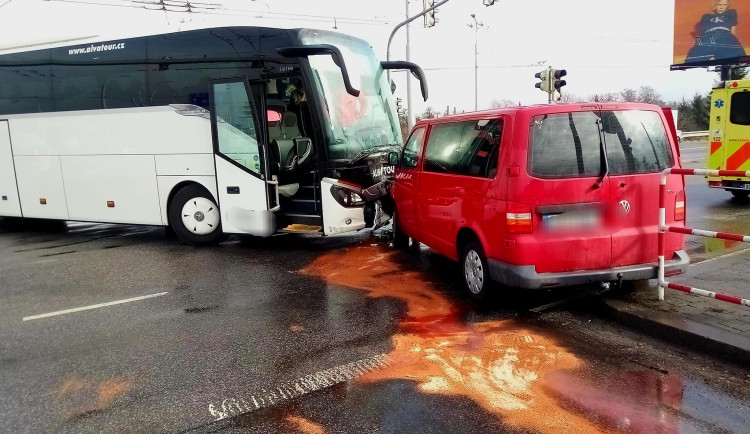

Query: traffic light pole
left=386, top=0, right=451, bottom=128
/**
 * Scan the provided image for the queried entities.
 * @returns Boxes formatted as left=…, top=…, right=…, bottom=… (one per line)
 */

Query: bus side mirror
left=381, top=61, right=428, bottom=101
left=389, top=151, right=400, bottom=165
left=278, top=45, right=360, bottom=98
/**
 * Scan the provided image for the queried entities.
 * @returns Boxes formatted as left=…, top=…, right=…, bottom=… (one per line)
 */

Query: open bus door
left=210, top=79, right=279, bottom=236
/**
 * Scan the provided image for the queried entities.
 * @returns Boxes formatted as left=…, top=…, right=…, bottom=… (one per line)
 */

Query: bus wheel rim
left=181, top=197, right=219, bottom=235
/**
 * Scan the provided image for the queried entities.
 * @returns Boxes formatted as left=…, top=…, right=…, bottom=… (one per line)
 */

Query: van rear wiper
left=595, top=119, right=609, bottom=189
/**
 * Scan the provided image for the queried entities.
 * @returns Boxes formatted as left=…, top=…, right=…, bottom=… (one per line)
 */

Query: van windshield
left=529, top=110, right=674, bottom=178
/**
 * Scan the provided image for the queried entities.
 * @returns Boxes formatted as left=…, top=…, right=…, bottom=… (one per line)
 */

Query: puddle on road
left=301, top=242, right=691, bottom=433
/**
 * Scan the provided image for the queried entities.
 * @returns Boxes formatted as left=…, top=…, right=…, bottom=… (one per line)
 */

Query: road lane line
left=207, top=354, right=392, bottom=421
left=22, top=292, right=169, bottom=321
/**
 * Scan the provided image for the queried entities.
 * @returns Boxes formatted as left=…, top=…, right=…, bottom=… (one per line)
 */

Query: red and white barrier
left=659, top=168, right=750, bottom=308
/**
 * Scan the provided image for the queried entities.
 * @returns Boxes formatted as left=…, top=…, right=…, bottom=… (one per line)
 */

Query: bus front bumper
left=487, top=250, right=690, bottom=290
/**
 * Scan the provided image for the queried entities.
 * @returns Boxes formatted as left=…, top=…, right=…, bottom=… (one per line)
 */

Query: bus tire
left=168, top=185, right=223, bottom=246
left=392, top=208, right=409, bottom=249
left=462, top=240, right=491, bottom=302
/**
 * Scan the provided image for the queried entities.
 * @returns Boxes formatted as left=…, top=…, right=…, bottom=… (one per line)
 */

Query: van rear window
left=601, top=110, right=674, bottom=175
left=529, top=112, right=602, bottom=178
left=529, top=110, right=673, bottom=178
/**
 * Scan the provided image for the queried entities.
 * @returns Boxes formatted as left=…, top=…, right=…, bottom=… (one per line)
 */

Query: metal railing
left=658, top=168, right=750, bottom=307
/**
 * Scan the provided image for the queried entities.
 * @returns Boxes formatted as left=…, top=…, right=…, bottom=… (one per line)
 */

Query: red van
left=392, top=103, right=689, bottom=300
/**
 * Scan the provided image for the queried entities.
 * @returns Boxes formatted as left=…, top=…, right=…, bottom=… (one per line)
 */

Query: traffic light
left=551, top=69, right=567, bottom=91
left=424, top=0, right=436, bottom=28
left=483, top=0, right=496, bottom=5
left=535, top=67, right=568, bottom=103
left=535, top=69, right=551, bottom=93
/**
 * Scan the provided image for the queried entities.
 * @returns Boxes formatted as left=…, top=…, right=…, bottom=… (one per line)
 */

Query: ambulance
left=708, top=79, right=750, bottom=199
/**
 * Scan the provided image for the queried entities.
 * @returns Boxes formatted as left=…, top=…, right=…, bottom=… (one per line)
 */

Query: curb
left=600, top=298, right=750, bottom=365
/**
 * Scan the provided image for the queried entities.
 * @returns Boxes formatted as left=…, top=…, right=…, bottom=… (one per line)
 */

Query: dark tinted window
left=730, top=92, right=750, bottom=125
left=530, top=112, right=602, bottom=178
left=424, top=119, right=501, bottom=178
left=602, top=110, right=674, bottom=175
left=52, top=65, right=147, bottom=111
left=0, top=66, right=53, bottom=114
left=402, top=127, right=425, bottom=168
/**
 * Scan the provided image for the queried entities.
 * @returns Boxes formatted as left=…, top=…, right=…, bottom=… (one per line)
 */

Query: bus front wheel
left=168, top=185, right=223, bottom=246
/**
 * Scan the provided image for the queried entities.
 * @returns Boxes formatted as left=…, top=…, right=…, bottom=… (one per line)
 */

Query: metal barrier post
left=658, top=168, right=750, bottom=308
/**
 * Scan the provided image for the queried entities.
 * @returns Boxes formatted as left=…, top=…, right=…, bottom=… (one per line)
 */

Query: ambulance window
left=730, top=92, right=750, bottom=126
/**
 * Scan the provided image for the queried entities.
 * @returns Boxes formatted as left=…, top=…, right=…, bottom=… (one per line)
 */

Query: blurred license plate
left=542, top=209, right=600, bottom=231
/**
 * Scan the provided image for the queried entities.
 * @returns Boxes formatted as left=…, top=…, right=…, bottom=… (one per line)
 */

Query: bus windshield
left=299, top=30, right=402, bottom=161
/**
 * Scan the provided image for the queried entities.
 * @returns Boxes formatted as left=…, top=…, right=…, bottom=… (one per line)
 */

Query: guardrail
left=658, top=168, right=750, bottom=307
left=680, top=130, right=709, bottom=139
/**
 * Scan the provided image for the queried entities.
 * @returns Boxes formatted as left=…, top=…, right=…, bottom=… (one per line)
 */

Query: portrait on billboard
left=674, top=0, right=750, bottom=67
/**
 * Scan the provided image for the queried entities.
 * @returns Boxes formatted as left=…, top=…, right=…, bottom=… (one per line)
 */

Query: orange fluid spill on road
left=284, top=415, right=327, bottom=434
left=55, top=376, right=133, bottom=420
left=301, top=243, right=606, bottom=433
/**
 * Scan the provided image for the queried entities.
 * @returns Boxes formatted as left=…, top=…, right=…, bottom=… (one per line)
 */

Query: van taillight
left=506, top=202, right=533, bottom=234
left=675, top=190, right=685, bottom=221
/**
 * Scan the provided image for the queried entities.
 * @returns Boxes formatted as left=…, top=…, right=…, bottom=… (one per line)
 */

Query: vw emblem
left=619, top=200, right=631, bottom=214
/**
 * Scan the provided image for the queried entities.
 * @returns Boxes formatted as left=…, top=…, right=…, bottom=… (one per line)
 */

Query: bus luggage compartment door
left=0, top=121, right=22, bottom=217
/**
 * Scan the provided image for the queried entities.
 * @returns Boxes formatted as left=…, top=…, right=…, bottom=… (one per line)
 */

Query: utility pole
left=469, top=14, right=483, bottom=111
left=406, top=0, right=414, bottom=129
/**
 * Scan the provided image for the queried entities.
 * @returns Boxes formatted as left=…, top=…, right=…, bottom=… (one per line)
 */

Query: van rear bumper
left=487, top=250, right=690, bottom=290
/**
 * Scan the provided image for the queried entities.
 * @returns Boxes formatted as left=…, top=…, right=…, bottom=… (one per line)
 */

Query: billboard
left=673, top=0, right=750, bottom=68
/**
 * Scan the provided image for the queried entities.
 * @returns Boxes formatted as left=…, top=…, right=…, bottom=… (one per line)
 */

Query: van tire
left=168, top=185, right=223, bottom=246
left=392, top=208, right=409, bottom=249
left=462, top=240, right=491, bottom=302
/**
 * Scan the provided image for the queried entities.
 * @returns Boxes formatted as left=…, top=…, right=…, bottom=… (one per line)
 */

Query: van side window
left=402, top=127, right=426, bottom=168
left=424, top=119, right=502, bottom=178
left=730, top=92, right=750, bottom=125
left=530, top=112, right=601, bottom=178
left=601, top=110, right=674, bottom=174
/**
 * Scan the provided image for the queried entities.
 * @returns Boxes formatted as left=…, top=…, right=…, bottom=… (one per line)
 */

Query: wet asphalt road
left=679, top=140, right=750, bottom=262
left=1, top=216, right=749, bottom=433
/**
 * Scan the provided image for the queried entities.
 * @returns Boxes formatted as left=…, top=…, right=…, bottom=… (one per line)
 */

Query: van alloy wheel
left=464, top=249, right=484, bottom=294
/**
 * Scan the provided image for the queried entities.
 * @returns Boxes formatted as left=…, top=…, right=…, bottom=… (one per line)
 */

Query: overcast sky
left=0, top=0, right=718, bottom=117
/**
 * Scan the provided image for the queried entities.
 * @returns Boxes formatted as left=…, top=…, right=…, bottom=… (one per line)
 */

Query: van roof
left=413, top=102, right=666, bottom=128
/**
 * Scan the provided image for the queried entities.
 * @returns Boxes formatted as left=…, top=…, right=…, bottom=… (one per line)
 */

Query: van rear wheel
left=168, top=185, right=223, bottom=246
left=462, top=240, right=490, bottom=302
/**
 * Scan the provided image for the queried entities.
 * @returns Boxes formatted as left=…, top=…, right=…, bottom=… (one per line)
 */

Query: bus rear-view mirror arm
left=278, top=45, right=360, bottom=98
left=380, top=61, right=428, bottom=101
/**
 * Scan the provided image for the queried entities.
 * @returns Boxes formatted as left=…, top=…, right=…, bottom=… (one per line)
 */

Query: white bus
left=0, top=26, right=427, bottom=245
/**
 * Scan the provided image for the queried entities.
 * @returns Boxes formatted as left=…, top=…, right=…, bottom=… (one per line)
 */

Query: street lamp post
left=468, top=14, right=483, bottom=111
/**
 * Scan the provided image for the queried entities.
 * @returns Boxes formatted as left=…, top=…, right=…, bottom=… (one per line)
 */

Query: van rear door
left=510, top=107, right=612, bottom=273
left=602, top=109, right=679, bottom=267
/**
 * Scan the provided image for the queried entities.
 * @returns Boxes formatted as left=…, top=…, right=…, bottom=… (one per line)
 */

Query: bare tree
left=636, top=86, right=665, bottom=105
left=589, top=92, right=620, bottom=102
left=490, top=98, right=518, bottom=108
left=417, top=106, right=438, bottom=121
left=558, top=93, right=584, bottom=103
left=620, top=88, right=638, bottom=102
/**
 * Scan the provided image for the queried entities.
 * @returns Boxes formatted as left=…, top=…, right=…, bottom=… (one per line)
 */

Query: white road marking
left=22, top=292, right=169, bottom=321
left=207, top=354, right=392, bottom=421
